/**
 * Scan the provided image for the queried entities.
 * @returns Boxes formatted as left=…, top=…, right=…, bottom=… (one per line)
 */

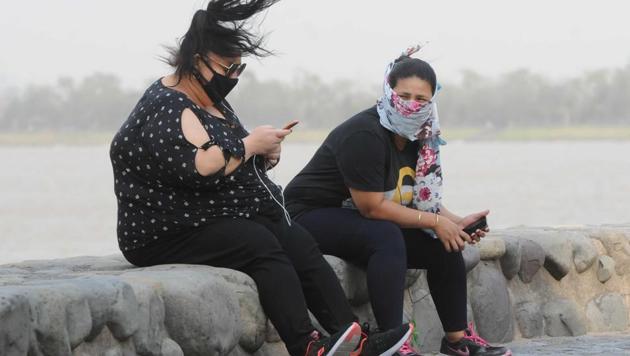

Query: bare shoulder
left=181, top=108, right=210, bottom=147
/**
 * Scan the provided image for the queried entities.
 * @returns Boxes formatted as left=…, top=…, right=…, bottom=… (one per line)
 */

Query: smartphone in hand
left=463, top=216, right=488, bottom=236
left=283, top=120, right=299, bottom=130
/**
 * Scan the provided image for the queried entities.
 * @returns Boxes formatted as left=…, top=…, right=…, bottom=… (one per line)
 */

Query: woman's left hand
left=266, top=144, right=281, bottom=162
left=457, top=209, right=490, bottom=243
left=264, top=144, right=281, bottom=169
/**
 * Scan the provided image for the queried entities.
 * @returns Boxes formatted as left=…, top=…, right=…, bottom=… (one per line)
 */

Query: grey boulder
left=514, top=301, right=543, bottom=338
left=571, top=236, right=598, bottom=273
left=468, top=261, right=514, bottom=343
left=499, top=237, right=521, bottom=280
left=543, top=299, right=587, bottom=337
left=518, top=239, right=546, bottom=283
left=585, top=293, right=630, bottom=332
left=596, top=255, right=615, bottom=283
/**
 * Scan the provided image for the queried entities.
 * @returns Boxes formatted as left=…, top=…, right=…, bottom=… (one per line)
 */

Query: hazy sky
left=1, top=0, right=629, bottom=89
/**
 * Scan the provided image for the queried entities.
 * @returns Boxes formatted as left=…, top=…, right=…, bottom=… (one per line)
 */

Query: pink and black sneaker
left=394, top=339, right=423, bottom=355
left=351, top=322, right=415, bottom=356
left=439, top=323, right=512, bottom=356
left=304, top=322, right=362, bottom=356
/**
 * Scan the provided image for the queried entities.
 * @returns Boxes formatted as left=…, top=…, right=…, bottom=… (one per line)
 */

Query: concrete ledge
left=1, top=224, right=629, bottom=355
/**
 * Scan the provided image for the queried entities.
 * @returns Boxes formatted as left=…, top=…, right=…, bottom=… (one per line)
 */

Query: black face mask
left=192, top=65, right=238, bottom=104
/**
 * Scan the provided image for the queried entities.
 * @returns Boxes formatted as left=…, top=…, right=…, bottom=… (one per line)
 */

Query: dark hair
left=165, top=0, right=279, bottom=80
left=388, top=57, right=437, bottom=95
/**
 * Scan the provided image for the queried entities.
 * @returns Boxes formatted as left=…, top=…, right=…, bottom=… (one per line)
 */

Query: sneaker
left=354, top=322, right=414, bottom=356
left=304, top=321, right=362, bottom=356
left=394, top=339, right=422, bottom=355
left=349, top=323, right=370, bottom=356
left=439, top=322, right=512, bottom=356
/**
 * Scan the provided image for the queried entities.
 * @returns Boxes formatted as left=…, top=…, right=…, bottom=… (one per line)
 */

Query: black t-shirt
left=110, top=79, right=282, bottom=252
left=285, top=106, right=419, bottom=219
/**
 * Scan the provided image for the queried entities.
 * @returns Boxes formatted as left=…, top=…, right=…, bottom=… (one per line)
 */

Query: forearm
left=439, top=204, right=463, bottom=225
left=365, top=199, right=442, bottom=229
left=195, top=140, right=252, bottom=176
left=223, top=137, right=257, bottom=175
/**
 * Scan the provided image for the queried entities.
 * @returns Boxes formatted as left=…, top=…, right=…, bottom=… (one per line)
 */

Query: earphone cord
left=252, top=154, right=292, bottom=226
left=218, top=105, right=292, bottom=226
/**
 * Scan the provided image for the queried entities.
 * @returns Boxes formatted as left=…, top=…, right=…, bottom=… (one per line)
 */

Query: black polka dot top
left=110, top=79, right=282, bottom=252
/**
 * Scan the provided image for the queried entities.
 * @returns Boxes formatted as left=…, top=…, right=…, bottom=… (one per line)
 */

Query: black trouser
left=123, top=212, right=356, bottom=356
left=296, top=207, right=467, bottom=332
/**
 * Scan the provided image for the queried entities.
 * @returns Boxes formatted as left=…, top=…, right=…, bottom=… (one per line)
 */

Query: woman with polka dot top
left=108, top=1, right=412, bottom=355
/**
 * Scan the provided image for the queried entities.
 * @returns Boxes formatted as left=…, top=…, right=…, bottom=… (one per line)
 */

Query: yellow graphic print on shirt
left=384, top=166, right=415, bottom=207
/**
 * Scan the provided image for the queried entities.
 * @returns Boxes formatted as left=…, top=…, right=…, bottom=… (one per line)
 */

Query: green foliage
left=410, top=319, right=419, bottom=346
left=0, top=73, right=138, bottom=132
left=228, top=71, right=379, bottom=129
left=1, top=63, right=629, bottom=133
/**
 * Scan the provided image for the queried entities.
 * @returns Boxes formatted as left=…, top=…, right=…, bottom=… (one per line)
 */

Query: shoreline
left=2, top=126, right=630, bottom=145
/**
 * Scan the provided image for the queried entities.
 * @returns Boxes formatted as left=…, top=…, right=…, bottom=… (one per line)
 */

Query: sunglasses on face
left=199, top=55, right=247, bottom=78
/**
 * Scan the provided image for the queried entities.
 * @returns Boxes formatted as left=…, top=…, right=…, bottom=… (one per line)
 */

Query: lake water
left=1, top=141, right=629, bottom=264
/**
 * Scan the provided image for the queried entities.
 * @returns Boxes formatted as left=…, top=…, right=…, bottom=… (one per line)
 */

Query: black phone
left=283, top=120, right=299, bottom=130
left=463, top=216, right=488, bottom=236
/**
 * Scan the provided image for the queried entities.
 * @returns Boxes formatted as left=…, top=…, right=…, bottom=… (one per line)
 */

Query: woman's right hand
left=434, top=216, right=471, bottom=252
left=243, top=125, right=292, bottom=156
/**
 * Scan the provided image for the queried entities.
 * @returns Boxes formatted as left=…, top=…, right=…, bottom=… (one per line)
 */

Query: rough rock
left=518, top=239, right=546, bottom=283
left=503, top=230, right=578, bottom=280
left=2, top=225, right=630, bottom=355
left=0, top=291, right=31, bottom=356
left=160, top=338, right=185, bottom=356
left=514, top=301, right=543, bottom=338
left=254, top=341, right=289, bottom=356
left=585, top=293, right=630, bottom=332
left=265, top=319, right=281, bottom=343
left=477, top=238, right=506, bottom=260
left=591, top=239, right=608, bottom=255
left=468, top=261, right=514, bottom=343
left=404, top=269, right=423, bottom=289
left=543, top=300, right=587, bottom=337
left=596, top=255, right=616, bottom=283
left=462, top=246, right=481, bottom=273
left=0, top=259, right=259, bottom=356
left=214, top=270, right=267, bottom=353
left=130, top=268, right=243, bottom=356
left=591, top=230, right=630, bottom=276
left=407, top=271, right=443, bottom=351
left=324, top=256, right=369, bottom=306
left=324, top=255, right=422, bottom=307
left=540, top=235, right=573, bottom=281
left=499, top=237, right=521, bottom=280
left=572, top=236, right=599, bottom=273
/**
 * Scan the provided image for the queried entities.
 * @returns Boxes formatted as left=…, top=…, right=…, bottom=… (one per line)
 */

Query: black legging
left=296, top=207, right=467, bottom=332
left=123, top=212, right=356, bottom=356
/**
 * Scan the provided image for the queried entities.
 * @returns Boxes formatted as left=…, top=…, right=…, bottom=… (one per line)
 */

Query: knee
left=243, top=231, right=284, bottom=258
left=443, top=246, right=464, bottom=261
left=438, top=247, right=465, bottom=271
left=364, top=220, right=406, bottom=260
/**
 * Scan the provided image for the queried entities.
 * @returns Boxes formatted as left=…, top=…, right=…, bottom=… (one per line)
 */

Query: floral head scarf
left=376, top=45, right=447, bottom=237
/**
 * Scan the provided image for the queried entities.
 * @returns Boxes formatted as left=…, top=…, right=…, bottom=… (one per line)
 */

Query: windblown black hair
left=165, top=0, right=280, bottom=79
left=388, top=56, right=437, bottom=95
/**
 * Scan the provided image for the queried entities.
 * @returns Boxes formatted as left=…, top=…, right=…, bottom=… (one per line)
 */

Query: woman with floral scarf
left=285, top=46, right=512, bottom=356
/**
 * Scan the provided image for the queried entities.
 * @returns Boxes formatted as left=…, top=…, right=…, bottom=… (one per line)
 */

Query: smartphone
left=463, top=216, right=488, bottom=236
left=283, top=120, right=299, bottom=130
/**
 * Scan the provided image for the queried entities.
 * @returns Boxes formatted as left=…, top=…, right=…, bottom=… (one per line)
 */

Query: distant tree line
left=1, top=63, right=629, bottom=132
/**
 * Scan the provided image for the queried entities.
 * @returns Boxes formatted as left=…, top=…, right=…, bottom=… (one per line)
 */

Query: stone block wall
left=1, top=224, right=629, bottom=355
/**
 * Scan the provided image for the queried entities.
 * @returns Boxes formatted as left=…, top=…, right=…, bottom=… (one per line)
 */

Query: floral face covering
left=376, top=45, right=447, bottom=237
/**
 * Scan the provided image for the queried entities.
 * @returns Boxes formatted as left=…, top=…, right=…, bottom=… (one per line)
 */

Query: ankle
left=445, top=331, right=465, bottom=343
